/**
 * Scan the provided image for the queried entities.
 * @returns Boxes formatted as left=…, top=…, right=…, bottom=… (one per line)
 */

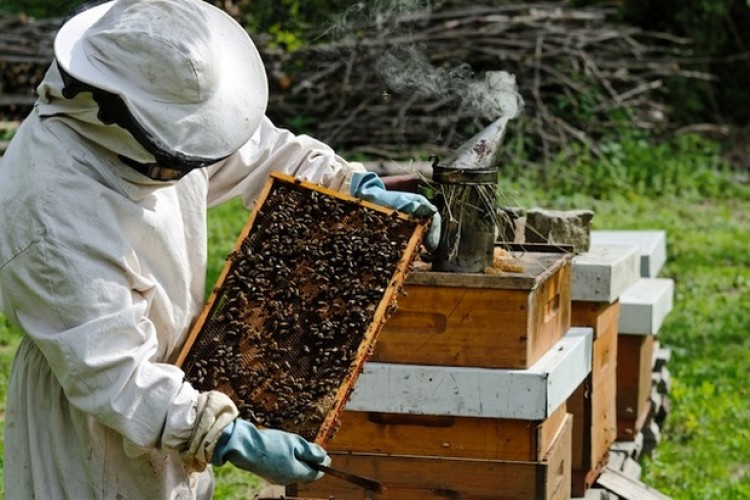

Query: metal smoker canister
left=432, top=165, right=499, bottom=273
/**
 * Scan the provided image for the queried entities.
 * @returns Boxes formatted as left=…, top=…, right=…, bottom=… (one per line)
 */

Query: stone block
left=525, top=208, right=594, bottom=252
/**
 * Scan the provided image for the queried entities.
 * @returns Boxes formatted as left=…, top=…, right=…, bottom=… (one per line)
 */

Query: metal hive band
left=177, top=173, right=427, bottom=443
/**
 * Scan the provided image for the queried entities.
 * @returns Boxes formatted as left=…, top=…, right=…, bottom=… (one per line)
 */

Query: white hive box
left=572, top=244, right=641, bottom=303
left=347, top=327, right=593, bottom=420
left=591, top=230, right=667, bottom=278
left=618, top=278, right=675, bottom=335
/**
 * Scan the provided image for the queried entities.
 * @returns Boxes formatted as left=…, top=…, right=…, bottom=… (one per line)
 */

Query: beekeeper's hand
left=211, top=419, right=330, bottom=485
left=350, top=171, right=441, bottom=251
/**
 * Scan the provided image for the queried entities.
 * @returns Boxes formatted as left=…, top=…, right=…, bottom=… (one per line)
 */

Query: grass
left=512, top=192, right=750, bottom=499
left=0, top=133, right=748, bottom=498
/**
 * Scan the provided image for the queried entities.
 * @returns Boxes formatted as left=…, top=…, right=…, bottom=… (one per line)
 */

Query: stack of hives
left=588, top=231, right=674, bottom=499
left=567, top=243, right=641, bottom=496
left=291, top=243, right=592, bottom=499
left=567, top=230, right=674, bottom=499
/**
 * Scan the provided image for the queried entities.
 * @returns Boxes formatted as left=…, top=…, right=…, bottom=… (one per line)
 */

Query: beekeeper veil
left=51, top=0, right=269, bottom=180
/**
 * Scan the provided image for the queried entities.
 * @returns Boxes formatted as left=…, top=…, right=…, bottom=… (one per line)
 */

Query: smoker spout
left=435, top=116, right=509, bottom=172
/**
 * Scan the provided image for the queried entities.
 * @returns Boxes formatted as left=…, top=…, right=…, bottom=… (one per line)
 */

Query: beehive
left=329, top=402, right=569, bottom=461
left=293, top=414, right=574, bottom=500
left=175, top=172, right=428, bottom=444
left=371, top=243, right=573, bottom=369
left=568, top=300, right=619, bottom=495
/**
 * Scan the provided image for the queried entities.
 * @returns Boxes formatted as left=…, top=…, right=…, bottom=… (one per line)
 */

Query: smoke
left=320, top=1, right=433, bottom=39
left=322, top=1, right=524, bottom=123
left=376, top=47, right=523, bottom=122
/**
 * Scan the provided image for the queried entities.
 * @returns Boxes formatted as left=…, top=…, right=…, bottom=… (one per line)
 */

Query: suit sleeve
left=205, top=116, right=366, bottom=208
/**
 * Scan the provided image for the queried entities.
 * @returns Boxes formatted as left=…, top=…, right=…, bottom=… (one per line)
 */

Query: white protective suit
left=0, top=59, right=363, bottom=498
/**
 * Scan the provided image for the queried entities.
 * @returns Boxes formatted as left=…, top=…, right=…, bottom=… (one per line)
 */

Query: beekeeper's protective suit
left=0, top=0, right=437, bottom=498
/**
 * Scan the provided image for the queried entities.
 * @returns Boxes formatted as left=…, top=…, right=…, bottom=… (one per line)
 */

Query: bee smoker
left=432, top=117, right=508, bottom=273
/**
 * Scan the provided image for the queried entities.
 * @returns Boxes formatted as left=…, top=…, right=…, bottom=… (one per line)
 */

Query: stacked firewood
left=0, top=3, right=711, bottom=163
left=0, top=14, right=61, bottom=113
left=262, top=2, right=712, bottom=162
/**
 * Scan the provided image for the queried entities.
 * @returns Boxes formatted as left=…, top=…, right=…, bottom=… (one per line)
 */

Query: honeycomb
left=176, top=173, right=427, bottom=444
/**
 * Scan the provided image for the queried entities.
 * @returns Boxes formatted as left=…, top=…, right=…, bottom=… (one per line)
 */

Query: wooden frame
left=174, top=172, right=428, bottom=444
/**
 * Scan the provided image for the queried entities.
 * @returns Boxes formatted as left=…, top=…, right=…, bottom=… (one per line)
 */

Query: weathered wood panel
left=328, top=403, right=568, bottom=461
left=293, top=415, right=573, bottom=500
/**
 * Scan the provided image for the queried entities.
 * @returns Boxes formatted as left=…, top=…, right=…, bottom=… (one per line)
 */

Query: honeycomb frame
left=175, top=172, right=428, bottom=444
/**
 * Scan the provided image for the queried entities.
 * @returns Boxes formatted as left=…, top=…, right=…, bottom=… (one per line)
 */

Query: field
left=1, top=170, right=749, bottom=499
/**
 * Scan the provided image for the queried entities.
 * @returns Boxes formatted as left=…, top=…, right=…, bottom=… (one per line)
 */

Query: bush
left=576, top=0, right=750, bottom=127
left=502, top=127, right=746, bottom=201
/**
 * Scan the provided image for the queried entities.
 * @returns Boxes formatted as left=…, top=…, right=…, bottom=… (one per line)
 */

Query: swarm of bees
left=181, top=177, right=423, bottom=442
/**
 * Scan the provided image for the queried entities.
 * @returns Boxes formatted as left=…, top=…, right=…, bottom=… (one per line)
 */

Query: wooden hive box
left=322, top=328, right=589, bottom=497
left=568, top=300, right=619, bottom=496
left=174, top=172, right=428, bottom=444
left=328, top=327, right=592, bottom=463
left=327, top=402, right=568, bottom=462
left=616, top=278, right=674, bottom=441
left=291, top=414, right=573, bottom=500
left=371, top=243, right=573, bottom=369
left=617, top=334, right=656, bottom=440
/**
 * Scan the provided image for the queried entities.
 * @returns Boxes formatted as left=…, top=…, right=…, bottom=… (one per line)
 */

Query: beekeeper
left=0, top=0, right=439, bottom=498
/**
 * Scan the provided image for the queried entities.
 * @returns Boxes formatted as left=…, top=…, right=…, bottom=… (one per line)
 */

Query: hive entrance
left=176, top=173, right=426, bottom=443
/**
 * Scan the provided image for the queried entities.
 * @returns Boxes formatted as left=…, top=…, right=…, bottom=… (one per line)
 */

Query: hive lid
left=408, top=243, right=574, bottom=290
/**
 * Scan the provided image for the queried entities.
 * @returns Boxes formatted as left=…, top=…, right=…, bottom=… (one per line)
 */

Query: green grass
left=0, top=134, right=748, bottom=498
left=520, top=192, right=750, bottom=499
left=0, top=314, right=20, bottom=500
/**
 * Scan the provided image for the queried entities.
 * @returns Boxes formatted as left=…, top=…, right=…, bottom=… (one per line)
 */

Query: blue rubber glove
left=350, top=171, right=441, bottom=251
left=211, top=419, right=330, bottom=485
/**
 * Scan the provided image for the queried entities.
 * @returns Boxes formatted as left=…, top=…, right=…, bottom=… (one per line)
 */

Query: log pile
left=263, top=2, right=712, bottom=162
left=0, top=14, right=62, bottom=115
left=0, top=3, right=711, bottom=163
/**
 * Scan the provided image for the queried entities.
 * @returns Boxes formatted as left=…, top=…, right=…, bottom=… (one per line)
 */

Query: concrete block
left=607, top=449, right=628, bottom=471
left=572, top=244, right=641, bottom=302
left=641, top=421, right=662, bottom=457
left=591, top=230, right=667, bottom=278
left=618, top=278, right=674, bottom=335
left=525, top=208, right=594, bottom=252
left=649, top=386, right=663, bottom=413
left=597, top=467, right=671, bottom=500
left=652, top=366, right=672, bottom=394
left=582, top=488, right=618, bottom=500
left=348, top=327, right=593, bottom=420
left=655, top=395, right=671, bottom=426
left=653, top=346, right=672, bottom=372
left=610, top=440, right=639, bottom=460
left=622, top=457, right=643, bottom=480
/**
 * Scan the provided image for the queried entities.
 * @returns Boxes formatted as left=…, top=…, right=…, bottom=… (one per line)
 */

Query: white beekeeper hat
left=54, top=0, right=268, bottom=161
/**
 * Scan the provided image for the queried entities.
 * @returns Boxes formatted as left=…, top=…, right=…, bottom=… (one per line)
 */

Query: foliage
left=576, top=0, right=750, bottom=126
left=501, top=127, right=746, bottom=202
left=0, top=315, right=18, bottom=500
left=213, top=464, right=263, bottom=499
left=205, top=198, right=249, bottom=298
left=623, top=0, right=750, bottom=126
left=0, top=128, right=15, bottom=142
left=211, top=0, right=350, bottom=50
left=1, top=0, right=82, bottom=18
left=635, top=199, right=750, bottom=498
